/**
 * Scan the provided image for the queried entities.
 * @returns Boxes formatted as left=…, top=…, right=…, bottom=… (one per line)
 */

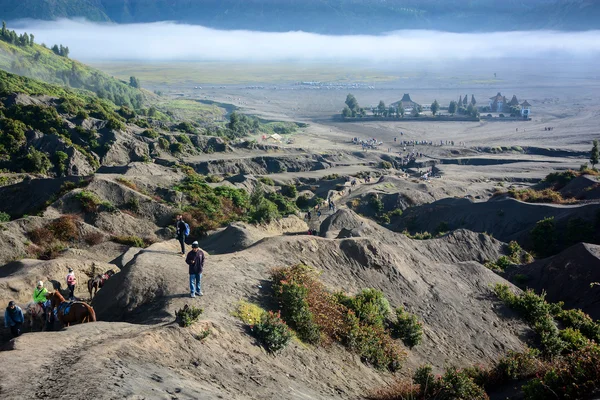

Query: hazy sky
left=12, top=19, right=600, bottom=62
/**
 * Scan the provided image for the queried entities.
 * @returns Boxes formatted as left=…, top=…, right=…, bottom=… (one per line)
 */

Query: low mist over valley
left=1, top=2, right=600, bottom=399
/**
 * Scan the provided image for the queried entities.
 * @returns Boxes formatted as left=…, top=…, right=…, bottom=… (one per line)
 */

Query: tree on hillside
left=129, top=76, right=140, bottom=88
left=344, top=93, right=361, bottom=117
left=1, top=21, right=6, bottom=37
left=448, top=101, right=457, bottom=115
left=342, top=106, right=352, bottom=118
left=29, top=34, right=34, bottom=46
left=377, top=100, right=386, bottom=117
left=388, top=105, right=395, bottom=118
left=469, top=103, right=480, bottom=118
left=411, top=105, right=421, bottom=117
left=398, top=103, right=405, bottom=117
left=591, top=140, right=599, bottom=169
left=431, top=100, right=440, bottom=116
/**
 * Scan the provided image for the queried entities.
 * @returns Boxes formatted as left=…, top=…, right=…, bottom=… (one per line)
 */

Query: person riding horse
left=87, top=269, right=115, bottom=299
left=33, top=281, right=49, bottom=314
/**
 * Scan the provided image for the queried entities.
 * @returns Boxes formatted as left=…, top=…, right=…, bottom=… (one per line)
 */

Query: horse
left=24, top=302, right=50, bottom=331
left=47, top=291, right=96, bottom=327
left=87, top=269, right=115, bottom=299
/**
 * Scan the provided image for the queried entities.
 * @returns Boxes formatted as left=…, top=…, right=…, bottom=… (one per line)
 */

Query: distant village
left=341, top=92, right=532, bottom=120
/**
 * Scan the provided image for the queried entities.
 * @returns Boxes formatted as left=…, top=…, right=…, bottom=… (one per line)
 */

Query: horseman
left=33, top=281, right=49, bottom=313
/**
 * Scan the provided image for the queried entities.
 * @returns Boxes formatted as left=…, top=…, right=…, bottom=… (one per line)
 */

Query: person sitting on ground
left=33, top=281, right=49, bottom=312
left=66, top=268, right=76, bottom=301
left=175, top=215, right=188, bottom=255
left=4, top=301, right=24, bottom=338
left=186, top=241, right=205, bottom=298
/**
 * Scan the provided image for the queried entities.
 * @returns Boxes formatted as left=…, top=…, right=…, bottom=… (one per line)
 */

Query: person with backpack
left=185, top=241, right=205, bottom=298
left=176, top=215, right=190, bottom=255
left=5, top=301, right=24, bottom=338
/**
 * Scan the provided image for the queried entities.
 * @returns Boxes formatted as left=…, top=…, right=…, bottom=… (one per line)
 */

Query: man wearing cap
left=185, top=241, right=205, bottom=298
left=4, top=301, right=24, bottom=338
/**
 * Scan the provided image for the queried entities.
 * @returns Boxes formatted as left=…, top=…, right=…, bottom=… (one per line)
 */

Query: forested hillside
left=1, top=0, right=599, bottom=33
left=0, top=22, right=144, bottom=108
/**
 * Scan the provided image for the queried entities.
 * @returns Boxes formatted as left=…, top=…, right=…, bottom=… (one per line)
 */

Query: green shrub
left=250, top=199, right=280, bottom=224
left=111, top=235, right=145, bottom=248
left=158, top=137, right=170, bottom=150
left=170, top=142, right=184, bottom=153
left=75, top=190, right=101, bottom=213
left=434, top=221, right=449, bottom=235
left=0, top=212, right=10, bottom=222
left=507, top=240, right=522, bottom=262
left=281, top=184, right=298, bottom=198
left=544, top=170, right=578, bottom=189
left=142, top=129, right=159, bottom=139
left=493, top=348, right=543, bottom=381
left=530, top=217, right=557, bottom=257
left=369, top=194, right=384, bottom=214
left=265, top=192, right=297, bottom=216
left=48, top=215, right=80, bottom=242
left=258, top=177, right=275, bottom=186
left=126, top=197, right=140, bottom=213
left=271, top=264, right=405, bottom=371
left=439, top=367, right=489, bottom=400
left=559, top=327, right=589, bottom=352
left=555, top=308, right=600, bottom=343
left=380, top=161, right=393, bottom=169
left=54, top=151, right=68, bottom=175
left=23, top=149, right=52, bottom=174
left=278, top=281, right=321, bottom=344
left=175, top=305, right=203, bottom=327
left=341, top=288, right=390, bottom=328
left=176, top=134, right=193, bottom=146
left=394, top=306, right=423, bottom=348
left=253, top=311, right=293, bottom=353
left=493, top=284, right=565, bottom=356
left=343, top=311, right=404, bottom=371
left=522, top=344, right=600, bottom=400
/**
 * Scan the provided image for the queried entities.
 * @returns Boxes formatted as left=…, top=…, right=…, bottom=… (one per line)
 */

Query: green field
left=88, top=61, right=399, bottom=86
left=153, top=98, right=226, bottom=124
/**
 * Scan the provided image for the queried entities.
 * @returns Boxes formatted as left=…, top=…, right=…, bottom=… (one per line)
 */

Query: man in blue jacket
left=4, top=301, right=24, bottom=338
left=186, top=241, right=205, bottom=298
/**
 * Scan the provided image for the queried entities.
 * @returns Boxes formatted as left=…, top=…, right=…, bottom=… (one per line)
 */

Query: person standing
left=4, top=301, right=24, bottom=338
left=176, top=215, right=188, bottom=256
left=186, top=241, right=205, bottom=298
left=66, top=268, right=76, bottom=300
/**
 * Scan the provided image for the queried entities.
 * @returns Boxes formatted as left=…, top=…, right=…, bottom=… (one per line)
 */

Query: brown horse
left=47, top=291, right=96, bottom=327
left=87, top=269, right=115, bottom=299
left=24, top=302, right=49, bottom=331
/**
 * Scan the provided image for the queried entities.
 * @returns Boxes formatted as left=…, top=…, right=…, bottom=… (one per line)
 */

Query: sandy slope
left=0, top=211, right=530, bottom=400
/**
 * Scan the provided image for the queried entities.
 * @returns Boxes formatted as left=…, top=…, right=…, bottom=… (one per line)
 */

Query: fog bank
left=11, top=19, right=600, bottom=62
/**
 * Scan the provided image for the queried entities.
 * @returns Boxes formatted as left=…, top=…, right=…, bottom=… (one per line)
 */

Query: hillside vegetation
left=1, top=0, right=599, bottom=33
left=0, top=22, right=144, bottom=108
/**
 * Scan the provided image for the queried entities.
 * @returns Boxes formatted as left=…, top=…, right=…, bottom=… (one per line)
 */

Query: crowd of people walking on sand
left=543, top=127, right=554, bottom=131
left=352, top=137, right=383, bottom=150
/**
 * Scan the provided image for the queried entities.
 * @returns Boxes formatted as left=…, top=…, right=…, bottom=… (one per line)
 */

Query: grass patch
left=111, top=235, right=146, bottom=248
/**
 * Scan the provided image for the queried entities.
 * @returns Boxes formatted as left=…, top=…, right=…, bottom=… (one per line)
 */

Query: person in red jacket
left=185, top=241, right=205, bottom=298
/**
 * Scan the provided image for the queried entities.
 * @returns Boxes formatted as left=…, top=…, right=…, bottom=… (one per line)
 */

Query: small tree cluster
left=0, top=21, right=34, bottom=47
